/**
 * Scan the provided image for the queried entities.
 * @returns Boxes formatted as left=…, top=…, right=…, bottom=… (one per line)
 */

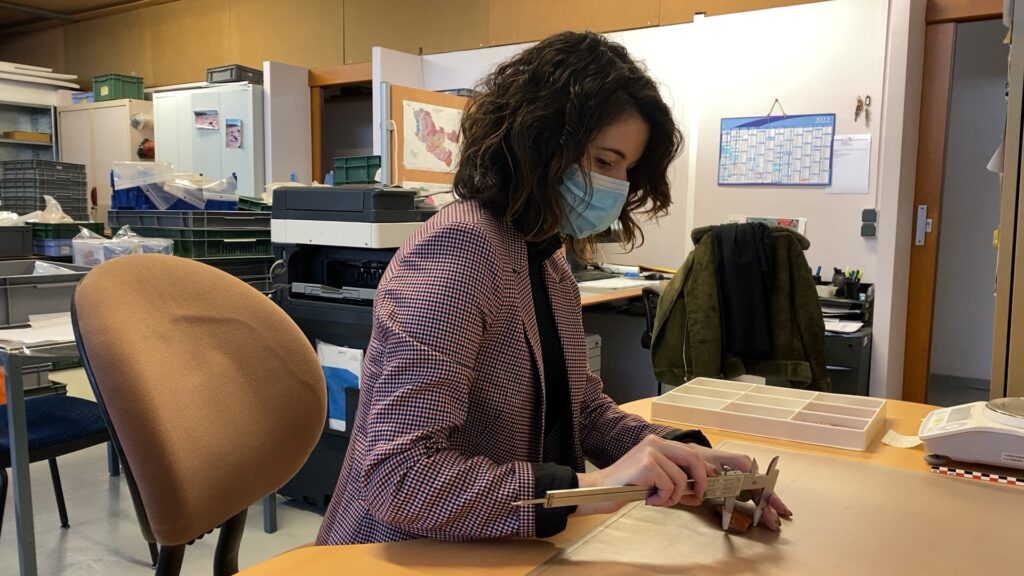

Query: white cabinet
left=153, top=83, right=265, bottom=197
left=57, top=99, right=153, bottom=225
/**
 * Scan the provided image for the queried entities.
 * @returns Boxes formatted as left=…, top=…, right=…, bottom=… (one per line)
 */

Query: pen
left=815, top=266, right=821, bottom=276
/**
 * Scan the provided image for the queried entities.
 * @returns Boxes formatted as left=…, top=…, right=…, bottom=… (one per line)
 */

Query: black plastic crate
left=199, top=256, right=276, bottom=277
left=207, top=64, right=263, bottom=84
left=0, top=225, right=31, bottom=258
left=172, top=237, right=273, bottom=259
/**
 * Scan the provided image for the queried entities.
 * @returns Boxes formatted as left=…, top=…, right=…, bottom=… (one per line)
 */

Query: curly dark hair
left=453, top=30, right=682, bottom=253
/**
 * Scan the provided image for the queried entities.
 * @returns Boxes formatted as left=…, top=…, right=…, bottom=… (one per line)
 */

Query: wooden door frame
left=902, top=0, right=1002, bottom=403
left=307, top=62, right=372, bottom=182
left=995, top=1, right=1024, bottom=399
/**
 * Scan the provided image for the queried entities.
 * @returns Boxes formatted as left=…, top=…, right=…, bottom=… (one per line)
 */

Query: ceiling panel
left=0, top=8, right=37, bottom=27
left=10, top=1, right=132, bottom=13
left=0, top=0, right=144, bottom=33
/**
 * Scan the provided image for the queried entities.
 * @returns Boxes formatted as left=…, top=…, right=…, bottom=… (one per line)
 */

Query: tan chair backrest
left=73, top=255, right=326, bottom=545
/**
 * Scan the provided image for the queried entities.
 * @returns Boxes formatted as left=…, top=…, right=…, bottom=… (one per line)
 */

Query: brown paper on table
left=530, top=441, right=1022, bottom=575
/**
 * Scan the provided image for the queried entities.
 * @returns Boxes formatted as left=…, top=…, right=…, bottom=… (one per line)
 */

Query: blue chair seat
left=1, top=395, right=109, bottom=467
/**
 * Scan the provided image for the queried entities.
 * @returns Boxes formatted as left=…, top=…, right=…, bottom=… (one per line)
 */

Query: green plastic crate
left=133, top=227, right=270, bottom=241
left=31, top=222, right=104, bottom=240
left=93, top=74, right=144, bottom=101
left=333, top=155, right=381, bottom=184
left=238, top=196, right=271, bottom=212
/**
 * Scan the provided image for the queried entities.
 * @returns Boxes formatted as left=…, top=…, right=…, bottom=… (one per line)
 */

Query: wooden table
left=238, top=398, right=940, bottom=575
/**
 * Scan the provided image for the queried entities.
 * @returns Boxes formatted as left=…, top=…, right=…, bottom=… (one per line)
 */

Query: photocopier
left=270, top=184, right=434, bottom=509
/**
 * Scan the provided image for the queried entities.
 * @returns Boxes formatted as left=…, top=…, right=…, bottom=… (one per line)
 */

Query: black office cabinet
left=824, top=327, right=872, bottom=396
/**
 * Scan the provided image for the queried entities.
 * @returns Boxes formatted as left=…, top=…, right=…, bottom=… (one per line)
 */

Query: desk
left=579, top=286, right=644, bottom=307
left=238, top=399, right=943, bottom=575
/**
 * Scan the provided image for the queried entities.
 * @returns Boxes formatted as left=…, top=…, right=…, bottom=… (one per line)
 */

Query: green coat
left=651, top=226, right=831, bottom=391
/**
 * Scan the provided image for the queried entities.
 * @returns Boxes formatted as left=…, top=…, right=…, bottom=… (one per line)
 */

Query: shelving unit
left=0, top=100, right=57, bottom=162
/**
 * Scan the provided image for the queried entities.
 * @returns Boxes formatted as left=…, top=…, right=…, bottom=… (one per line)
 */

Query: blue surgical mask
left=557, top=165, right=630, bottom=239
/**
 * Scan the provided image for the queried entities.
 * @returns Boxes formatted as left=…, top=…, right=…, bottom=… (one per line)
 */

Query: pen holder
left=831, top=273, right=846, bottom=292
left=840, top=280, right=861, bottom=299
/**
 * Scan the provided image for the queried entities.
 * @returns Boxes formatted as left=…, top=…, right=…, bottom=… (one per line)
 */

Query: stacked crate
left=31, top=222, right=105, bottom=258
left=0, top=160, right=89, bottom=221
left=108, top=209, right=274, bottom=291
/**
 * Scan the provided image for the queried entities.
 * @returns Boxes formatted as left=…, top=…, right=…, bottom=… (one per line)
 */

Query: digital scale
left=919, top=397, right=1024, bottom=470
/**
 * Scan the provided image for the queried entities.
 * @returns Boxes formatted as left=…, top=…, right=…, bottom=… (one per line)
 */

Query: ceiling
left=0, top=1, right=170, bottom=35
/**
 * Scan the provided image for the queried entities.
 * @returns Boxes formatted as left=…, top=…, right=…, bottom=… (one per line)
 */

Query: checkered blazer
left=316, top=200, right=678, bottom=545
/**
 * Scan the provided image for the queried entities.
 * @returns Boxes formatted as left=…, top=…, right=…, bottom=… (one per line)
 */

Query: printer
left=271, top=184, right=434, bottom=509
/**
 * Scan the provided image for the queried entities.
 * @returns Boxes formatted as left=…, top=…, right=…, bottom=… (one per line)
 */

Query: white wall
left=691, top=2, right=888, bottom=275
left=411, top=0, right=924, bottom=397
left=930, top=19, right=1008, bottom=380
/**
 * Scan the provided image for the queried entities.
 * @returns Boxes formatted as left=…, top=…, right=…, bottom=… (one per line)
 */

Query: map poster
left=402, top=99, right=463, bottom=173
left=718, top=113, right=836, bottom=186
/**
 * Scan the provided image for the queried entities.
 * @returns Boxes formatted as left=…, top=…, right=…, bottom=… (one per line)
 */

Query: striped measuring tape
left=931, top=465, right=1022, bottom=486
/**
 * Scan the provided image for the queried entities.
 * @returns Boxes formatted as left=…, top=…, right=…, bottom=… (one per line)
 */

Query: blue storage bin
left=32, top=238, right=72, bottom=257
left=111, top=187, right=237, bottom=211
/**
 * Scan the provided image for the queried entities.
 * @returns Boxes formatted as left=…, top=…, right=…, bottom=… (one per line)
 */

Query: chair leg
left=1, top=466, right=8, bottom=541
left=155, top=544, right=186, bottom=576
left=149, top=542, right=159, bottom=567
left=107, top=442, right=120, bottom=477
left=48, top=459, right=70, bottom=529
left=213, top=508, right=248, bottom=576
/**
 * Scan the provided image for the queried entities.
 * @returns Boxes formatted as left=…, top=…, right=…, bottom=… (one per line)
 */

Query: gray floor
left=1, top=443, right=325, bottom=576
left=927, top=373, right=990, bottom=407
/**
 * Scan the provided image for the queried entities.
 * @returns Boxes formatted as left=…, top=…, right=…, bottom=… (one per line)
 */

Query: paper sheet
left=824, top=320, right=864, bottom=333
left=881, top=429, right=923, bottom=448
left=0, top=313, right=75, bottom=348
left=576, top=277, right=651, bottom=290
left=827, top=134, right=871, bottom=194
left=317, top=341, right=362, bottom=432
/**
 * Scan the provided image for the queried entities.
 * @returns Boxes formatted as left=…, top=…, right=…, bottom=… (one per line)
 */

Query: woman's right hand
left=573, top=435, right=710, bottom=516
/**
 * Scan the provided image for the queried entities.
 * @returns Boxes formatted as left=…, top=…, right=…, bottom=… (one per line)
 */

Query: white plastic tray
left=651, top=377, right=887, bottom=451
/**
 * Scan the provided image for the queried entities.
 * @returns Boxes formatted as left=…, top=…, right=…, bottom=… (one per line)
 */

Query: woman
left=317, top=31, right=790, bottom=545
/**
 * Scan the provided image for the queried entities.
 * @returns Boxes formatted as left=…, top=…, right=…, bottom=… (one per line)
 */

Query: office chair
left=71, top=255, right=326, bottom=576
left=1, top=395, right=110, bottom=540
left=640, top=285, right=663, bottom=396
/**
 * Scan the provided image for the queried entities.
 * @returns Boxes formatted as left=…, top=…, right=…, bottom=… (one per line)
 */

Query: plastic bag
left=112, top=161, right=182, bottom=210
left=32, top=262, right=77, bottom=275
left=72, top=225, right=173, bottom=266
left=112, top=225, right=138, bottom=239
left=39, top=195, right=73, bottom=223
left=0, top=211, right=19, bottom=225
left=15, top=211, right=42, bottom=224
left=111, top=161, right=175, bottom=191
left=162, top=175, right=207, bottom=209
left=72, top=226, right=108, bottom=267
left=162, top=173, right=238, bottom=208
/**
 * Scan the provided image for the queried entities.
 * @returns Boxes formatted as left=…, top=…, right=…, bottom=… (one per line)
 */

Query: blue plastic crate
left=206, top=199, right=239, bottom=210
left=32, top=238, right=72, bottom=257
left=111, top=187, right=238, bottom=211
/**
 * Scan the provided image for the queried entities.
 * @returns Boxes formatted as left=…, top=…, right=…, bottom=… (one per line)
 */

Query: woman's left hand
left=690, top=445, right=793, bottom=531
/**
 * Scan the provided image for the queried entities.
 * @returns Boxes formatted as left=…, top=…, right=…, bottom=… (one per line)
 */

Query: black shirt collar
left=526, top=235, right=563, bottom=263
